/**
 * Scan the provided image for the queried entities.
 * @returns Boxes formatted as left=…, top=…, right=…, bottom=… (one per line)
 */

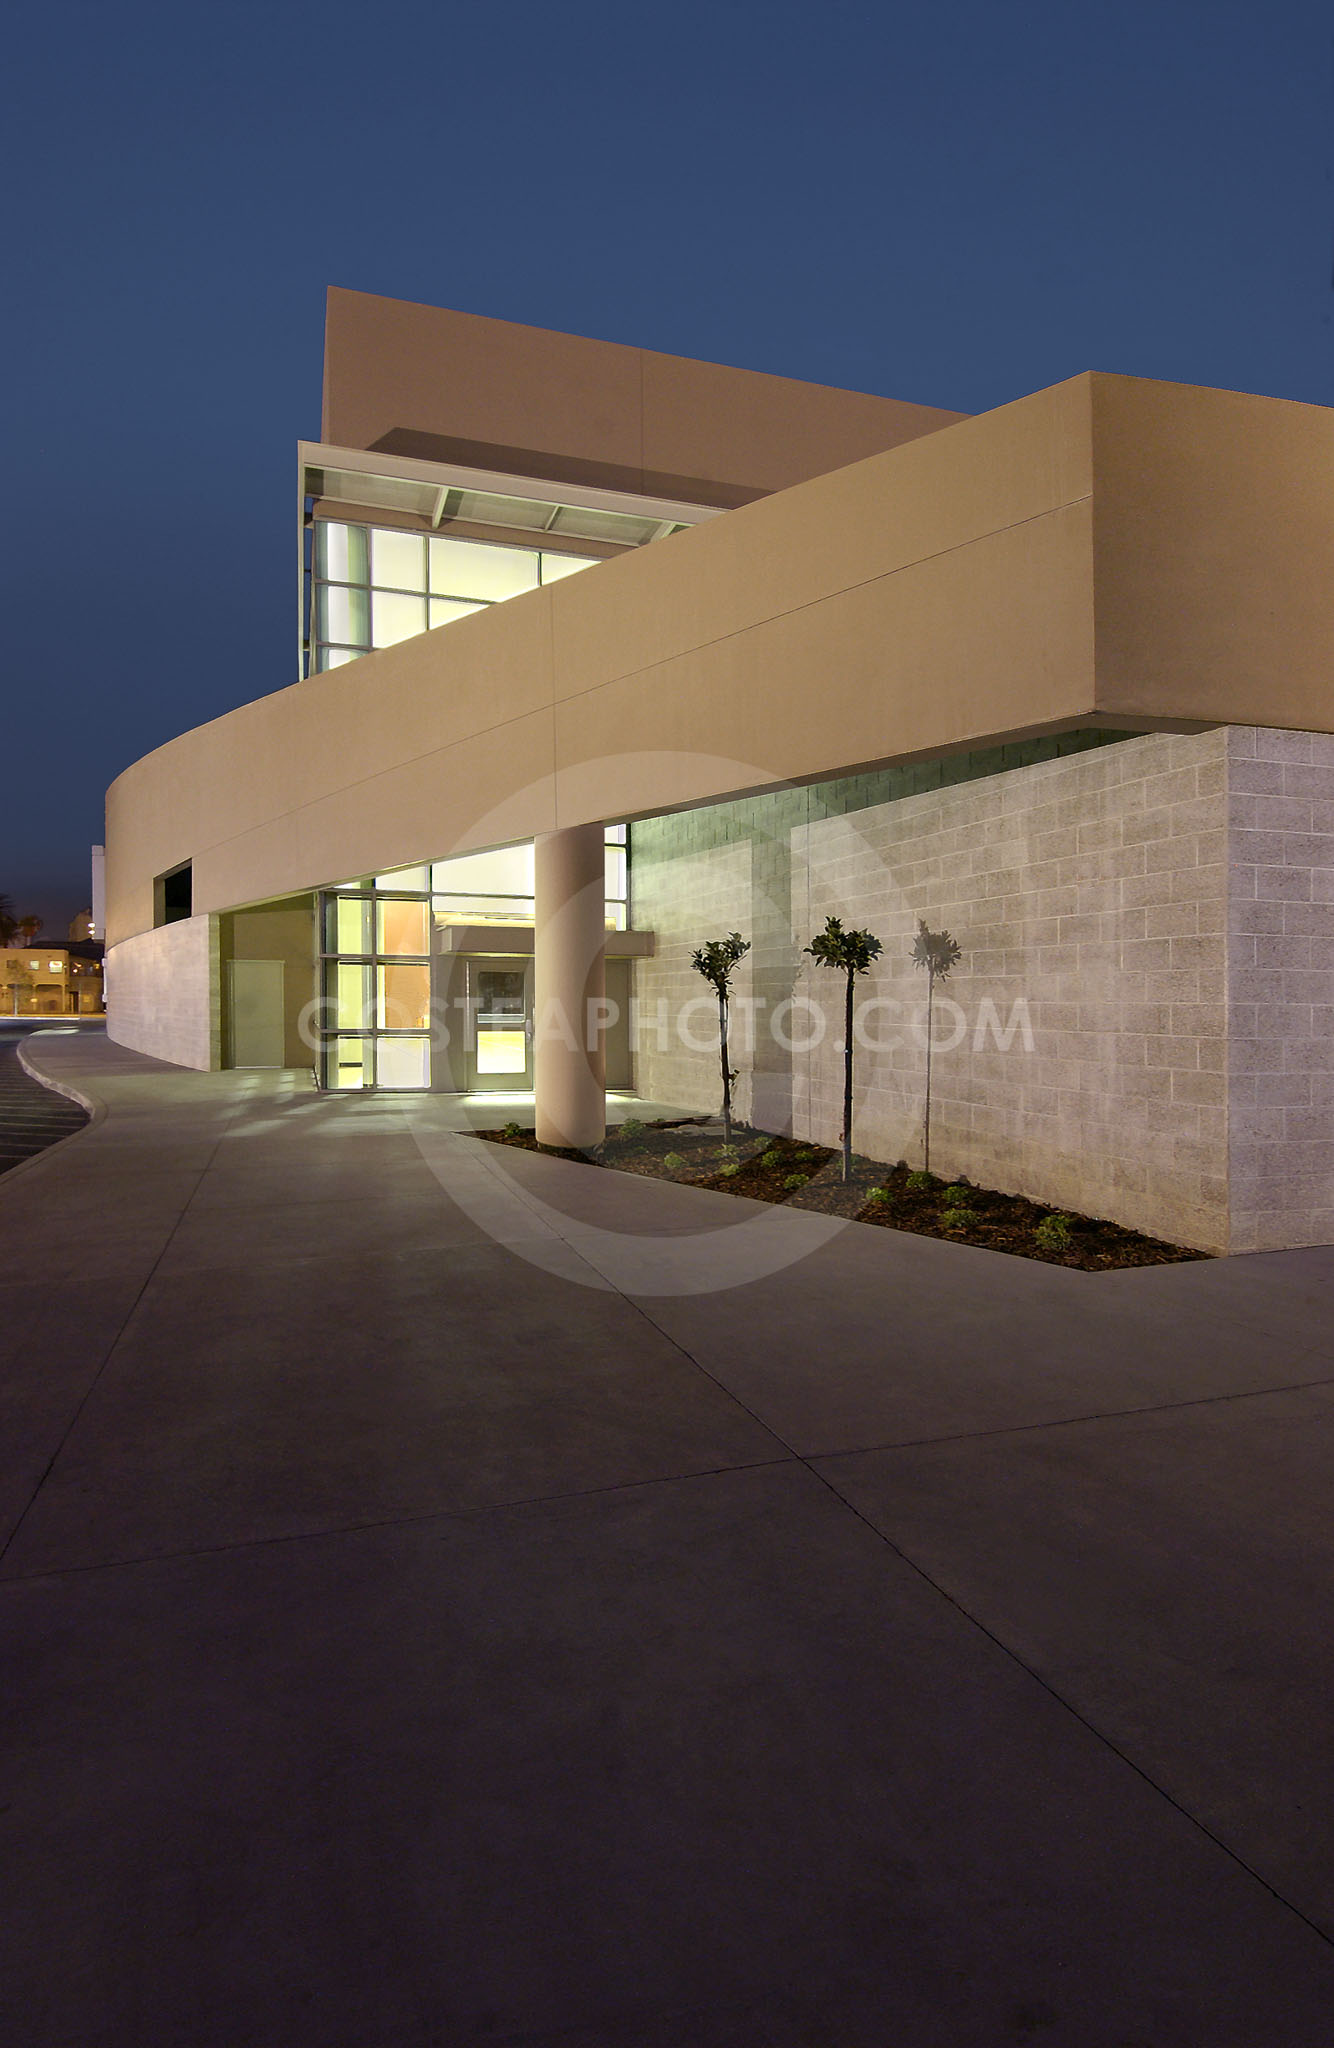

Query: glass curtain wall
left=319, top=872, right=433, bottom=1090
left=430, top=829, right=627, bottom=933
left=312, top=521, right=599, bottom=673
left=318, top=829, right=628, bottom=1090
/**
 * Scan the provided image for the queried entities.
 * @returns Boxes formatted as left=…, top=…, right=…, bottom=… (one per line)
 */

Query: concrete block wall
left=105, top=915, right=222, bottom=1072
left=1227, top=727, right=1334, bottom=1252
left=793, top=732, right=1231, bottom=1249
left=634, top=731, right=1236, bottom=1250
left=631, top=842, right=755, bottom=1115
left=629, top=728, right=1134, bottom=1132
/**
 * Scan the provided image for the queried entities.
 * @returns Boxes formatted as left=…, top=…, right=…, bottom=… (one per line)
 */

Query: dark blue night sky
left=4, top=0, right=1331, bottom=931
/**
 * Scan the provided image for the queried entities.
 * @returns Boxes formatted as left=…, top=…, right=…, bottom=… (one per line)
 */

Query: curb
left=2, top=1032, right=107, bottom=1185
left=18, top=1032, right=105, bottom=1120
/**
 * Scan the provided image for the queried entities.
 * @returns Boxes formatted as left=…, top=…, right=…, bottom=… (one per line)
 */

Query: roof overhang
left=299, top=441, right=725, bottom=542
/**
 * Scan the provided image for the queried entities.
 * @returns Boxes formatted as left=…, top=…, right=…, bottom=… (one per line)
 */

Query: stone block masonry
left=105, top=915, right=222, bottom=1072
left=1226, top=728, right=1334, bottom=1254
left=632, top=729, right=1334, bottom=1255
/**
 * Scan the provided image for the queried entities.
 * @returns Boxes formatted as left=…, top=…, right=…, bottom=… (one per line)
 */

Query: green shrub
left=617, top=1118, right=644, bottom=1141
left=662, top=1151, right=687, bottom=1170
left=942, top=1205, right=978, bottom=1231
left=760, top=1148, right=784, bottom=1168
left=1034, top=1212, right=1074, bottom=1250
left=719, top=1162, right=741, bottom=1177
left=941, top=1182, right=972, bottom=1209
left=783, top=1173, right=808, bottom=1191
left=906, top=1169, right=936, bottom=1192
left=867, top=1185, right=892, bottom=1204
left=501, top=1120, right=523, bottom=1138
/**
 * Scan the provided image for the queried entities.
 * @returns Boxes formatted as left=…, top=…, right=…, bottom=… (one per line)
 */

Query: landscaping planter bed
left=473, top=1120, right=1206, bottom=1270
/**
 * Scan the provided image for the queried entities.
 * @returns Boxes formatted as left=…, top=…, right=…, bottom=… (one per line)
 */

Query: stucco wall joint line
left=177, top=704, right=561, bottom=870
left=549, top=492, right=1094, bottom=709
left=547, top=594, right=562, bottom=829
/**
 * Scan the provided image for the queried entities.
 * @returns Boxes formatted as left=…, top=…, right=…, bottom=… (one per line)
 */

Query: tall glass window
left=318, top=827, right=629, bottom=1089
left=318, top=880, right=432, bottom=1091
left=310, top=519, right=602, bottom=675
left=430, top=827, right=626, bottom=931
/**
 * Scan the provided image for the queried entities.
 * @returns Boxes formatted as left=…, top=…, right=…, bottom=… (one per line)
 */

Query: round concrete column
left=534, top=824, right=606, bottom=1150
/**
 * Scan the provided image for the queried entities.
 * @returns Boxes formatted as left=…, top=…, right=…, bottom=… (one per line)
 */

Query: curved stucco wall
left=106, top=373, right=1334, bottom=950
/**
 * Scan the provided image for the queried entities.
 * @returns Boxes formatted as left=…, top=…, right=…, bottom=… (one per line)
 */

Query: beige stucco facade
left=103, top=292, right=1334, bottom=1250
left=319, top=287, right=969, bottom=508
left=0, top=947, right=103, bottom=1016
left=105, top=369, right=1334, bottom=950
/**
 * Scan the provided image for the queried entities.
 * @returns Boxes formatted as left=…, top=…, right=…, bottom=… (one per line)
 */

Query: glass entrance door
left=469, top=962, right=533, bottom=1090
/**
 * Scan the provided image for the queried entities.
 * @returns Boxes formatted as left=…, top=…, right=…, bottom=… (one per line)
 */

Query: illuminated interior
left=311, top=520, right=602, bottom=673
left=318, top=828, right=628, bottom=1089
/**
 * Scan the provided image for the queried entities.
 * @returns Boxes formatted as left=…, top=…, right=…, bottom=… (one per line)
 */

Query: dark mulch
left=472, top=1119, right=1206, bottom=1270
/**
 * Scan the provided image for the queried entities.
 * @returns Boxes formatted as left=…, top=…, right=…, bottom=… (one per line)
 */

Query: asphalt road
left=0, top=1022, right=90, bottom=1173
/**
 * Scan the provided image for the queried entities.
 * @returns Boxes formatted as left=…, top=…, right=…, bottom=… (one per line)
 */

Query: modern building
left=105, top=289, right=1334, bottom=1254
left=2, top=943, right=103, bottom=1016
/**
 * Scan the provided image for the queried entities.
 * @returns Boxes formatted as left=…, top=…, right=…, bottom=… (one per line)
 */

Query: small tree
left=15, top=915, right=41, bottom=946
left=805, top=915, right=883, bottom=1182
left=0, top=896, right=15, bottom=947
left=691, top=932, right=750, bottom=1145
left=910, top=918, right=962, bottom=1175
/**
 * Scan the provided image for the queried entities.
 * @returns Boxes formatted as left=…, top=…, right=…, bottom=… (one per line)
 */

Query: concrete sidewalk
left=4, top=1028, right=1334, bottom=2046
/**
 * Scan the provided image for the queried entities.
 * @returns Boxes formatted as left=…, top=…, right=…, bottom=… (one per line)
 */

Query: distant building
left=2, top=944, right=104, bottom=1016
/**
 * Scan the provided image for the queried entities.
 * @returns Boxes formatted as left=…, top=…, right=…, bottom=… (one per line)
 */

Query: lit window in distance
left=316, top=523, right=368, bottom=584
left=331, top=1037, right=370, bottom=1089
left=372, top=591, right=428, bottom=649
left=330, top=897, right=371, bottom=956
left=318, top=586, right=369, bottom=646
left=377, top=900, right=429, bottom=956
left=377, top=964, right=430, bottom=1031
left=374, top=865, right=430, bottom=892
left=541, top=553, right=597, bottom=583
left=429, top=538, right=538, bottom=602
left=370, top=528, right=426, bottom=592
left=334, top=964, right=371, bottom=1031
left=434, top=895, right=535, bottom=925
left=429, top=599, right=487, bottom=629
left=431, top=845, right=535, bottom=896
left=375, top=1037, right=430, bottom=1089
left=476, top=1030, right=527, bottom=1075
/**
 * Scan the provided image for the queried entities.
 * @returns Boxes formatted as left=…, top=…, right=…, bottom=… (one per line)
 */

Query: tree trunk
left=719, top=990, right=732, bottom=1146
left=923, top=973, right=934, bottom=1173
left=842, top=968, right=854, bottom=1183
